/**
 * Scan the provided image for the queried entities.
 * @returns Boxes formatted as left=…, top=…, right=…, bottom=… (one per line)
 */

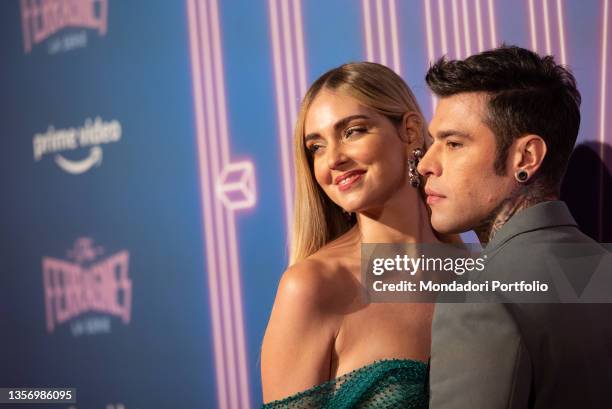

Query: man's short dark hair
left=426, top=44, right=581, bottom=194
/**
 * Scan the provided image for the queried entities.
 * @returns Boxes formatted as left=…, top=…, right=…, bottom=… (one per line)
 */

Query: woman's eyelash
left=345, top=126, right=366, bottom=137
left=307, top=144, right=321, bottom=154
left=306, top=126, right=366, bottom=154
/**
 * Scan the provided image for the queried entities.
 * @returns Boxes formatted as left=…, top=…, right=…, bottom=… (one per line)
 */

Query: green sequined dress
left=262, top=359, right=428, bottom=409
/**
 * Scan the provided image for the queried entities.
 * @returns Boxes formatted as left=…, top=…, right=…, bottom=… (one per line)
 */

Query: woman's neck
left=355, top=188, right=439, bottom=244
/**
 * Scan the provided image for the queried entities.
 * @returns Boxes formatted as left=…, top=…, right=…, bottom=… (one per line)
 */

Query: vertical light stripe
left=462, top=0, right=472, bottom=56
left=599, top=0, right=610, bottom=241
left=600, top=0, right=610, bottom=149
left=543, top=0, right=552, bottom=54
left=363, top=0, right=374, bottom=61
left=376, top=0, right=388, bottom=65
left=197, top=2, right=241, bottom=407
left=197, top=9, right=231, bottom=394
left=186, top=2, right=229, bottom=407
left=189, top=1, right=254, bottom=407
left=363, top=1, right=402, bottom=74
left=424, top=0, right=437, bottom=113
left=475, top=0, right=484, bottom=51
left=290, top=0, right=303, bottom=123
left=198, top=8, right=235, bottom=407
left=487, top=0, right=497, bottom=47
left=528, top=0, right=537, bottom=51
left=556, top=0, right=567, bottom=64
left=389, top=0, right=401, bottom=74
left=268, top=0, right=294, bottom=239
left=293, top=0, right=307, bottom=92
left=451, top=0, right=462, bottom=58
left=209, top=2, right=252, bottom=405
left=226, top=203, right=250, bottom=409
left=438, top=0, right=449, bottom=54
left=269, top=0, right=307, bottom=259
left=210, top=0, right=230, bottom=162
left=424, top=0, right=435, bottom=64
left=280, top=0, right=298, bottom=133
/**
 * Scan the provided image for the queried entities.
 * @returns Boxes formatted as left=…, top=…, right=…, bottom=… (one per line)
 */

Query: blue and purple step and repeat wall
left=1, top=0, right=611, bottom=408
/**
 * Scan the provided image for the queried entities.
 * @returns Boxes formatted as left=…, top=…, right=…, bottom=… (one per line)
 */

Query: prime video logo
left=20, top=0, right=108, bottom=54
left=32, top=117, right=122, bottom=174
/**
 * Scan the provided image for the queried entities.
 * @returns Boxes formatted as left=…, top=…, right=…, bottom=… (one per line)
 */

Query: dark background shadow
left=561, top=142, right=612, bottom=242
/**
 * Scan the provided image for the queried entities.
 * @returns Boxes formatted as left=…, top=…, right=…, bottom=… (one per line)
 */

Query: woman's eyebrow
left=304, top=133, right=322, bottom=144
left=332, top=114, right=370, bottom=133
left=304, top=114, right=371, bottom=142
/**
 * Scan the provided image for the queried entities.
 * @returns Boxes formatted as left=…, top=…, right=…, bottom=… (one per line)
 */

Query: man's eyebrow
left=431, top=129, right=473, bottom=140
left=304, top=114, right=371, bottom=143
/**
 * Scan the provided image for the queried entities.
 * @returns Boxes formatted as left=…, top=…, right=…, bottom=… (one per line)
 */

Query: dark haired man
left=418, top=45, right=612, bottom=408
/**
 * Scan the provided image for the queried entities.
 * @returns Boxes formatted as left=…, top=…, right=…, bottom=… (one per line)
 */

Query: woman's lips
left=336, top=171, right=365, bottom=192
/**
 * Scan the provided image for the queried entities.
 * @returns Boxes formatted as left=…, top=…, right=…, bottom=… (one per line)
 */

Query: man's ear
left=399, top=111, right=424, bottom=146
left=511, top=134, right=548, bottom=179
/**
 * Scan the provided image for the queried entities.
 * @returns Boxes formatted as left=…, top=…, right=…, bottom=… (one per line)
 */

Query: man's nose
left=417, top=145, right=440, bottom=177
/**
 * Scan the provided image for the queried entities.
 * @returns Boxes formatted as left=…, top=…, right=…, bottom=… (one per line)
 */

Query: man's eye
left=345, top=126, right=366, bottom=138
left=446, top=140, right=462, bottom=149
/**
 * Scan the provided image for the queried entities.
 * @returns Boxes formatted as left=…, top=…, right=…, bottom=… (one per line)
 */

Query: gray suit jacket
left=429, top=201, right=612, bottom=409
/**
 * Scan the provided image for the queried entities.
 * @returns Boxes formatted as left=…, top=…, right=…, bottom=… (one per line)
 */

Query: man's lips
left=335, top=170, right=366, bottom=191
left=425, top=187, right=446, bottom=205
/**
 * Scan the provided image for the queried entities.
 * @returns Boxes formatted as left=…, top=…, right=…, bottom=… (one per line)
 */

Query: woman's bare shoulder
left=261, top=256, right=346, bottom=401
left=260, top=237, right=363, bottom=401
left=279, top=248, right=360, bottom=310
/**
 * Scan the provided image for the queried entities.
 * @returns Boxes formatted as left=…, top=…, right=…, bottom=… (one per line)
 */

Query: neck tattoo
left=474, top=185, right=556, bottom=244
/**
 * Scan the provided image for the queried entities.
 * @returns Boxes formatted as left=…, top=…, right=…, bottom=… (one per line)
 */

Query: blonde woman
left=261, top=62, right=442, bottom=408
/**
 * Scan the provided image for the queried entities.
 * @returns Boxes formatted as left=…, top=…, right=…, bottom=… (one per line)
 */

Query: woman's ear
left=511, top=134, right=548, bottom=179
left=400, top=111, right=424, bottom=146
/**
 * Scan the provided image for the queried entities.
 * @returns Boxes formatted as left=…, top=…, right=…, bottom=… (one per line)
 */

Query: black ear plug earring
left=515, top=169, right=529, bottom=182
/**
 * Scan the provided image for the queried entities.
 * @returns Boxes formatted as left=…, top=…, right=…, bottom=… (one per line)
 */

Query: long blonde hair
left=289, top=62, right=428, bottom=265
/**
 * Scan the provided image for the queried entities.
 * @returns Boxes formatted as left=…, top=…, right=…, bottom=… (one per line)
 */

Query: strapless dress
left=262, top=358, right=428, bottom=409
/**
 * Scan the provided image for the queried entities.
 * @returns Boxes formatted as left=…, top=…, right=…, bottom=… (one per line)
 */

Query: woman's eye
left=307, top=144, right=322, bottom=154
left=345, top=126, right=366, bottom=138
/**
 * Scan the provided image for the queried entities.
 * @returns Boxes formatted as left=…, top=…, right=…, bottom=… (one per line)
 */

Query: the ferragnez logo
left=42, top=237, right=132, bottom=335
left=32, top=116, right=122, bottom=174
left=20, top=0, right=108, bottom=54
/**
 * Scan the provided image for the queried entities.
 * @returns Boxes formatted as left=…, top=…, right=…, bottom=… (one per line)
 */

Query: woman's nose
left=326, top=142, right=349, bottom=170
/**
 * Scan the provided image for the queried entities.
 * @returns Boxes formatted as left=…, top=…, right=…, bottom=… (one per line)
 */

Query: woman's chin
left=339, top=201, right=365, bottom=214
left=337, top=195, right=386, bottom=216
left=344, top=203, right=375, bottom=216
